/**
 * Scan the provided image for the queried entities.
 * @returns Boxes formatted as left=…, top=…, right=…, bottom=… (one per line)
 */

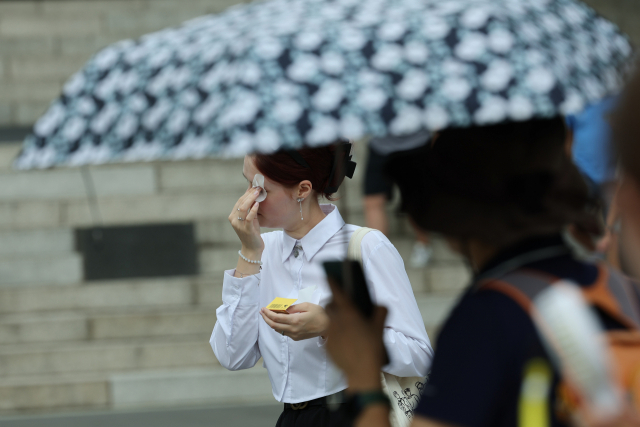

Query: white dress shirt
left=210, top=204, right=433, bottom=403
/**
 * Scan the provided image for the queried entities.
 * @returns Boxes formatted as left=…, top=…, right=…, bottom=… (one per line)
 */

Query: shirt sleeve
left=415, top=291, right=526, bottom=427
left=362, top=233, right=434, bottom=378
left=210, top=269, right=262, bottom=371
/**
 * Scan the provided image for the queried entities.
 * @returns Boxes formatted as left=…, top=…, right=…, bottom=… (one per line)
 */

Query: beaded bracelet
left=238, top=250, right=263, bottom=265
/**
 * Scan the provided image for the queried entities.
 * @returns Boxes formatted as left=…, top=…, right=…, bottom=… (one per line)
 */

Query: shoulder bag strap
left=347, top=226, right=423, bottom=427
left=348, top=227, right=375, bottom=264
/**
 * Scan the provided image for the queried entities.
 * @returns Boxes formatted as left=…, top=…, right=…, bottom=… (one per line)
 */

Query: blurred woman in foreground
left=325, top=118, right=640, bottom=427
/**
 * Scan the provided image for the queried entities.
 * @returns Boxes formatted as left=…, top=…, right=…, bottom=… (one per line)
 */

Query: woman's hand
left=229, top=187, right=264, bottom=258
left=325, top=280, right=388, bottom=392
left=260, top=303, right=330, bottom=341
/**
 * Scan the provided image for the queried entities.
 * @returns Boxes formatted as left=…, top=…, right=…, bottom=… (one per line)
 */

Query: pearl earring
left=297, top=198, right=304, bottom=220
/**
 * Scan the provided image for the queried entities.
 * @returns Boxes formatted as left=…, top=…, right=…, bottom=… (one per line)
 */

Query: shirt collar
left=473, top=234, right=571, bottom=284
left=476, top=234, right=566, bottom=277
left=281, top=204, right=346, bottom=263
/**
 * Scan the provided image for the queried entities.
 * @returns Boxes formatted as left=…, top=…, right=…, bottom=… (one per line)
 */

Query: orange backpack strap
left=478, top=270, right=557, bottom=314
left=581, top=264, right=640, bottom=330
left=478, top=264, right=640, bottom=331
left=479, top=265, right=640, bottom=416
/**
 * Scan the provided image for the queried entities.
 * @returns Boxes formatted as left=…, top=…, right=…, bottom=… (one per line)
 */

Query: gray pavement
left=0, top=403, right=283, bottom=427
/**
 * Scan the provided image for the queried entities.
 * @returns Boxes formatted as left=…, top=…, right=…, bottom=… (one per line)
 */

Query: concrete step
left=424, top=263, right=471, bottom=294
left=0, top=183, right=257, bottom=232
left=0, top=364, right=272, bottom=412
left=0, top=253, right=82, bottom=286
left=111, top=365, right=273, bottom=409
left=0, top=228, right=73, bottom=255
left=0, top=304, right=222, bottom=344
left=416, top=293, right=459, bottom=342
left=0, top=371, right=109, bottom=412
left=90, top=306, right=219, bottom=341
left=416, top=294, right=458, bottom=329
left=405, top=261, right=472, bottom=295
left=0, top=312, right=87, bottom=345
left=0, top=277, right=204, bottom=314
left=0, top=199, right=63, bottom=230
left=0, top=143, right=22, bottom=171
left=196, top=219, right=248, bottom=246
left=391, top=236, right=470, bottom=294
left=62, top=192, right=241, bottom=228
left=157, top=159, right=245, bottom=195
left=391, top=236, right=464, bottom=265
left=0, top=335, right=216, bottom=377
left=9, top=55, right=88, bottom=83
left=199, top=246, right=241, bottom=277
left=0, top=166, right=156, bottom=201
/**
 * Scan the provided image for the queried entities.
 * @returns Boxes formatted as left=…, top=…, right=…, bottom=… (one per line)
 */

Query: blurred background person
left=364, top=133, right=433, bottom=268
left=566, top=96, right=619, bottom=210
left=566, top=97, right=625, bottom=266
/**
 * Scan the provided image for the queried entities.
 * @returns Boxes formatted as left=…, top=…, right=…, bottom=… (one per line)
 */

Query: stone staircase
left=0, top=141, right=468, bottom=414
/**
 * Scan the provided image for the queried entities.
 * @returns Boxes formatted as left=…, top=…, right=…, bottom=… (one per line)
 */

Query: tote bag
left=348, top=227, right=427, bottom=427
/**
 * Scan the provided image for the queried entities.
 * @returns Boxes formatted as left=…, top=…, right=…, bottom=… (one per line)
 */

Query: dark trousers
left=276, top=403, right=347, bottom=427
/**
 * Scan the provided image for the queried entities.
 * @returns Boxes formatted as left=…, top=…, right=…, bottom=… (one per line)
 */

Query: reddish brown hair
left=253, top=144, right=350, bottom=200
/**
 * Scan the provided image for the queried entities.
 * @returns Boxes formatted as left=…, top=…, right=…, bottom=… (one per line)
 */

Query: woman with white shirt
left=210, top=143, right=433, bottom=427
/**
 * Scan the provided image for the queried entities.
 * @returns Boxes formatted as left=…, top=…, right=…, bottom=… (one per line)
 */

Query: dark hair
left=611, top=66, right=640, bottom=184
left=253, top=143, right=350, bottom=200
left=385, top=118, right=601, bottom=247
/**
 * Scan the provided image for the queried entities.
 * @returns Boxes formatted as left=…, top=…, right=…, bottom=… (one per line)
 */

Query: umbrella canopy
left=15, top=0, right=632, bottom=169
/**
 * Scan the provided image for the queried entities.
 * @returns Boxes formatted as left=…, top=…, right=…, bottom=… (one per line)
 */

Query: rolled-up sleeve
left=210, top=269, right=262, bottom=371
left=362, top=234, right=434, bottom=377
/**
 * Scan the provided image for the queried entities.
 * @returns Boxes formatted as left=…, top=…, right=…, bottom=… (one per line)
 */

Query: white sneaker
left=410, top=242, right=433, bottom=268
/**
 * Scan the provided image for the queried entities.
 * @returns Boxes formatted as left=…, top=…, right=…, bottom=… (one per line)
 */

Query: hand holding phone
left=323, top=260, right=375, bottom=318
left=323, top=259, right=390, bottom=366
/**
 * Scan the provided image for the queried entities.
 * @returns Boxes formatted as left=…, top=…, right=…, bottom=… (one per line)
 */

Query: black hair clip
left=326, top=141, right=357, bottom=194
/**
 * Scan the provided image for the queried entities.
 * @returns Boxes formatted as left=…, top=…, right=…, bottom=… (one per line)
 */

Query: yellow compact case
left=266, top=297, right=298, bottom=314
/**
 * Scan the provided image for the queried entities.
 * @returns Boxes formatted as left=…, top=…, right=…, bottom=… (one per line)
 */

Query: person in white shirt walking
left=210, top=142, right=433, bottom=427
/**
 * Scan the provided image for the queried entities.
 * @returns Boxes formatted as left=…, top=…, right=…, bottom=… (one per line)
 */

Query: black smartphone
left=323, top=260, right=375, bottom=319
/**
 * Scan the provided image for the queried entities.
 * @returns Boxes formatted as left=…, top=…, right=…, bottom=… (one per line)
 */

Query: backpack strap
left=478, top=270, right=557, bottom=314
left=348, top=227, right=375, bottom=264
left=478, top=264, right=640, bottom=330
left=582, top=265, right=640, bottom=330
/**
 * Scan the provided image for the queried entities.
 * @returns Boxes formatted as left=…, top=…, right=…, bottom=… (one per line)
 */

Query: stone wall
left=0, top=0, right=638, bottom=128
left=0, top=0, right=245, bottom=127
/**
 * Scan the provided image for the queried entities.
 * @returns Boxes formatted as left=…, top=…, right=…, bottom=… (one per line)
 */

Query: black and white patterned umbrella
left=15, top=0, right=631, bottom=169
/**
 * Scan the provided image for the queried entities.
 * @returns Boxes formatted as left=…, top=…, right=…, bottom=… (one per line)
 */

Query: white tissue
left=295, top=285, right=317, bottom=304
left=252, top=174, right=267, bottom=202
